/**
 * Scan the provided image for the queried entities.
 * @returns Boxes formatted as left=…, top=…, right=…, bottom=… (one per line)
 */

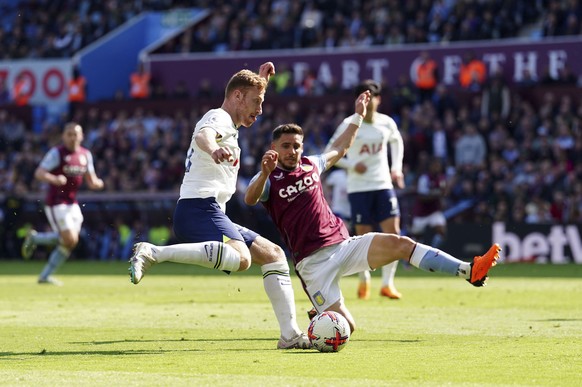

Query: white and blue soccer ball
left=307, top=310, right=350, bottom=352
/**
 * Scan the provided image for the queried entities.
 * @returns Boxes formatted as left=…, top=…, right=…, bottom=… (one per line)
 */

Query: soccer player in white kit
left=326, top=80, right=405, bottom=300
left=128, top=62, right=310, bottom=349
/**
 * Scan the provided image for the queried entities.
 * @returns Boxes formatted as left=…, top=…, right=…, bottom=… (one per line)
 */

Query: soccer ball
left=307, top=311, right=350, bottom=352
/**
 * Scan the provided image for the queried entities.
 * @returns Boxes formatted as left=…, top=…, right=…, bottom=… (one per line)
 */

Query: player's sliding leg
left=357, top=270, right=371, bottom=299
left=368, top=234, right=500, bottom=286
left=408, top=242, right=501, bottom=286
left=129, top=241, right=245, bottom=284
left=379, top=261, right=401, bottom=299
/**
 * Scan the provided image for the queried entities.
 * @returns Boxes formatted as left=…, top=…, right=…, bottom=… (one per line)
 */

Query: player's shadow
left=71, top=338, right=275, bottom=345
left=0, top=349, right=202, bottom=358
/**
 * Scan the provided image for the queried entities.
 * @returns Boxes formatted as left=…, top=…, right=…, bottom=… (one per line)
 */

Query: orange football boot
left=380, top=285, right=402, bottom=299
left=468, top=243, right=501, bottom=287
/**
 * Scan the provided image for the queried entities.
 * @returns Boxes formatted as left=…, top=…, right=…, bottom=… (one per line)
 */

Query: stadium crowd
left=1, top=0, right=581, bottom=59
left=1, top=0, right=582, bottom=259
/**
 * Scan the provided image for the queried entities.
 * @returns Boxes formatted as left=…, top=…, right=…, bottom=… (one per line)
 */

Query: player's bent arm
left=324, top=91, right=370, bottom=169
left=85, top=173, right=104, bottom=190
left=34, top=166, right=66, bottom=186
left=244, top=172, right=269, bottom=206
left=324, top=118, right=363, bottom=170
left=195, top=127, right=220, bottom=155
left=195, top=127, right=232, bottom=163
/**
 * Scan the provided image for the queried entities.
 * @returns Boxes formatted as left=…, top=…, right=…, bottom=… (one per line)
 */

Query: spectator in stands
left=481, top=70, right=511, bottom=122
left=12, top=73, right=30, bottom=106
left=414, top=50, right=439, bottom=103
left=459, top=51, right=487, bottom=92
left=455, top=122, right=487, bottom=168
left=129, top=62, right=151, bottom=99
left=68, top=67, right=87, bottom=120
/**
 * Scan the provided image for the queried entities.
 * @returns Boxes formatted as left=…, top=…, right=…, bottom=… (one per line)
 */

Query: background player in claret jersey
left=128, top=62, right=311, bottom=350
left=244, top=91, right=500, bottom=333
left=21, top=122, right=104, bottom=285
left=326, top=79, right=405, bottom=300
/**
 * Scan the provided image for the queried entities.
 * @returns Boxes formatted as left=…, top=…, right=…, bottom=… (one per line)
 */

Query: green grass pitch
left=1, top=261, right=581, bottom=386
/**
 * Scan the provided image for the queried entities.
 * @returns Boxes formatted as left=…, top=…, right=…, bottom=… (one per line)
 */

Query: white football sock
left=381, top=261, right=398, bottom=287
left=261, top=261, right=301, bottom=339
left=358, top=270, right=371, bottom=283
left=154, top=242, right=241, bottom=272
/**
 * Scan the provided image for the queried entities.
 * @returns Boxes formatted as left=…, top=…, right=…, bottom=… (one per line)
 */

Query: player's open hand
left=355, top=90, right=371, bottom=117
left=259, top=62, right=276, bottom=82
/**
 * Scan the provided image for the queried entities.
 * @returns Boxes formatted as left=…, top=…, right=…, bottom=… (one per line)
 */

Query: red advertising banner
left=0, top=59, right=72, bottom=105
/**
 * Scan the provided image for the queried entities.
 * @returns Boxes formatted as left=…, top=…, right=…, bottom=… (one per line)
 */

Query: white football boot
left=129, top=242, right=157, bottom=284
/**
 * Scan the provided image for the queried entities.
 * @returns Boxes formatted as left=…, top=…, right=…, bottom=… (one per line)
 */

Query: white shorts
left=44, top=203, right=84, bottom=233
left=296, top=233, right=377, bottom=313
left=411, top=212, right=446, bottom=235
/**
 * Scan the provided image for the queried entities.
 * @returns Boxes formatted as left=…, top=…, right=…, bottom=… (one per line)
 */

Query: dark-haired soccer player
left=244, top=90, right=500, bottom=333
left=22, top=122, right=104, bottom=285
left=326, top=79, right=405, bottom=300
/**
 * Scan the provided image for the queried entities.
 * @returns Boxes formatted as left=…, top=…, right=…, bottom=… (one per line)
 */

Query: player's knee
left=60, top=234, right=78, bottom=250
left=237, top=255, right=251, bottom=271
left=250, top=237, right=286, bottom=265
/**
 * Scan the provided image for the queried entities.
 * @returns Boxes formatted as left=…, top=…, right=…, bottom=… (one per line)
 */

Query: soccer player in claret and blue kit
left=244, top=90, right=501, bottom=333
left=21, top=122, right=104, bottom=285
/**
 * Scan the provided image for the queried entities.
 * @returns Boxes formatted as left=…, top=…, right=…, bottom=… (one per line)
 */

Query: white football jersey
left=179, top=108, right=240, bottom=211
left=327, top=112, right=403, bottom=193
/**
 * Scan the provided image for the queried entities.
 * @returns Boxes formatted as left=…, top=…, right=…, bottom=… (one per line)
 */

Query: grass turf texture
left=1, top=261, right=581, bottom=386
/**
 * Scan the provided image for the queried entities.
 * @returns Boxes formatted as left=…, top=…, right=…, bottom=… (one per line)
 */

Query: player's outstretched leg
left=467, top=243, right=501, bottom=287
left=129, top=242, right=157, bottom=284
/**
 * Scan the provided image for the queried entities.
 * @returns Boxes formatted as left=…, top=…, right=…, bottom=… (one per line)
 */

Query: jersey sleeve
left=386, top=116, right=404, bottom=173
left=38, top=148, right=60, bottom=171
left=249, top=172, right=272, bottom=202
left=85, top=151, right=96, bottom=175
left=307, top=155, right=327, bottom=174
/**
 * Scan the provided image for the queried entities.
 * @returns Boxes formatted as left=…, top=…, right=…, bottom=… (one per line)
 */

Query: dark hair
left=354, top=79, right=381, bottom=97
left=272, top=123, right=303, bottom=141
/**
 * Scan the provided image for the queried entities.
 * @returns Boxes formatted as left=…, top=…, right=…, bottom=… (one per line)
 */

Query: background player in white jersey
left=21, top=122, right=104, bottom=285
left=244, top=91, right=500, bottom=333
left=326, top=80, right=405, bottom=300
left=128, top=62, right=310, bottom=349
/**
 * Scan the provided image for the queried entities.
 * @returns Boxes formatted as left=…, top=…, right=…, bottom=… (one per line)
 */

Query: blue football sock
left=39, top=245, right=71, bottom=280
left=409, top=243, right=470, bottom=278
